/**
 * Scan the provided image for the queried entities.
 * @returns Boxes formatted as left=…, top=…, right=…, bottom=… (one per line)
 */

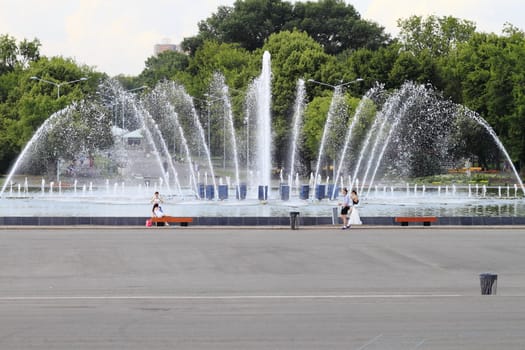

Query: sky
left=0, top=0, right=523, bottom=77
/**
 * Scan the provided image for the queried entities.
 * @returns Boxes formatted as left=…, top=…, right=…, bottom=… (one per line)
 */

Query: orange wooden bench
left=395, top=216, right=437, bottom=226
left=151, top=216, right=193, bottom=226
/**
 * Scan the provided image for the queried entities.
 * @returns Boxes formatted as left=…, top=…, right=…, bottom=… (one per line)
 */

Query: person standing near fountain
left=150, top=191, right=164, bottom=207
left=150, top=191, right=168, bottom=225
left=338, top=188, right=351, bottom=229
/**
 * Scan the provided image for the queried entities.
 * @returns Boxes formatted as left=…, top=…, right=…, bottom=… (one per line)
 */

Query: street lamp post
left=30, top=76, right=88, bottom=98
left=127, top=85, right=147, bottom=93
left=307, top=78, right=363, bottom=182
left=307, top=78, right=363, bottom=90
left=204, top=93, right=224, bottom=163
left=245, top=114, right=249, bottom=174
left=122, top=86, right=147, bottom=130
left=30, top=75, right=88, bottom=183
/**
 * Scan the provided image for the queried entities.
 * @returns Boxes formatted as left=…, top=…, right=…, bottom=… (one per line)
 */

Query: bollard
left=218, top=185, right=228, bottom=200
left=258, top=185, right=268, bottom=201
left=327, top=184, right=338, bottom=200
left=198, top=183, right=205, bottom=199
left=280, top=184, right=290, bottom=201
left=315, top=184, right=326, bottom=200
left=290, top=211, right=300, bottom=230
left=236, top=183, right=247, bottom=200
left=479, top=273, right=498, bottom=295
left=205, top=184, right=214, bottom=200
left=300, top=185, right=310, bottom=200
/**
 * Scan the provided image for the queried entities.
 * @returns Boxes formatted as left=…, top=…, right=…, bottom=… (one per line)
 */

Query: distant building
left=123, top=129, right=143, bottom=146
left=154, top=38, right=179, bottom=55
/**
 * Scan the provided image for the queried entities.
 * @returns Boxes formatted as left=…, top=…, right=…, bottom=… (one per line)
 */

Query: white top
left=153, top=207, right=164, bottom=217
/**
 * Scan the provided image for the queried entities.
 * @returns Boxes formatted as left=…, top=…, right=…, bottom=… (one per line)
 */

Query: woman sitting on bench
left=152, top=203, right=168, bottom=226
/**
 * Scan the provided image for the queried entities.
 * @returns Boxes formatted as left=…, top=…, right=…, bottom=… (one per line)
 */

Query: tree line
left=0, top=0, right=524, bottom=176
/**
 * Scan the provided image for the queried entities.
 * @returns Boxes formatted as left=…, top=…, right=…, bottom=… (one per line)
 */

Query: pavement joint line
left=0, top=294, right=465, bottom=301
left=356, top=334, right=383, bottom=350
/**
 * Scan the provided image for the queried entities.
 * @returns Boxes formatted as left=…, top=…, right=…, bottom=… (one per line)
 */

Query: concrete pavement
left=1, top=226, right=525, bottom=349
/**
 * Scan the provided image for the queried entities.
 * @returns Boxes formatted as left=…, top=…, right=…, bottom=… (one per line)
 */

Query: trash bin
left=332, top=207, right=339, bottom=225
left=290, top=211, right=300, bottom=230
left=479, top=273, right=498, bottom=295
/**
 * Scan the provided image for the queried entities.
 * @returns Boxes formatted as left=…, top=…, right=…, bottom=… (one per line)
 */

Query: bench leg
left=423, top=222, right=431, bottom=226
left=401, top=222, right=408, bottom=226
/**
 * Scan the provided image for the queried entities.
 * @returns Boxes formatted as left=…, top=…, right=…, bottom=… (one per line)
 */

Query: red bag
left=145, top=219, right=152, bottom=227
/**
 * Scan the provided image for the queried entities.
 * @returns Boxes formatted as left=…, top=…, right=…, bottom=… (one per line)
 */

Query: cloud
left=0, top=0, right=235, bottom=76
left=361, top=0, right=523, bottom=35
left=1, top=0, right=523, bottom=76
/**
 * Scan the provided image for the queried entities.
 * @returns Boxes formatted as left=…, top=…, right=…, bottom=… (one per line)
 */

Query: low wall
left=2, top=216, right=525, bottom=226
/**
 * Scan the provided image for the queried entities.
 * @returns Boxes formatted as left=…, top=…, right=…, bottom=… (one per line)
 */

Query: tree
left=181, top=0, right=389, bottom=56
left=286, top=0, right=389, bottom=54
left=137, top=50, right=189, bottom=86
left=441, top=26, right=525, bottom=170
left=0, top=34, right=18, bottom=74
left=302, top=93, right=362, bottom=174
left=180, top=40, right=257, bottom=98
left=0, top=34, right=41, bottom=74
left=187, top=0, right=293, bottom=53
left=397, top=15, right=476, bottom=57
left=18, top=38, right=41, bottom=67
left=343, top=43, right=400, bottom=89
left=262, top=30, right=334, bottom=167
left=0, top=56, right=98, bottom=173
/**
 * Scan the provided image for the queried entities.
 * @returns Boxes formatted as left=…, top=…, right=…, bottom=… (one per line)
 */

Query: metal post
left=223, top=110, right=226, bottom=169
left=246, top=115, right=249, bottom=173
left=207, top=102, right=211, bottom=150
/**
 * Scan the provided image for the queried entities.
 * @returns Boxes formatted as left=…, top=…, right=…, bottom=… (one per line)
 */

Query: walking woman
left=338, top=187, right=351, bottom=229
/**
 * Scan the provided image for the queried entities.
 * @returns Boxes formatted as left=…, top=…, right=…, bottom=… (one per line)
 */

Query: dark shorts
left=341, top=206, right=350, bottom=215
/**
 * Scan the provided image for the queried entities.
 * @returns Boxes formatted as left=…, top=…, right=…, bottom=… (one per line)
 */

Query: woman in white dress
left=348, top=190, right=362, bottom=226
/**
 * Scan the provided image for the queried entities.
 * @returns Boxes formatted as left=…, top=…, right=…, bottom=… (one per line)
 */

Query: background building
left=154, top=38, right=179, bottom=55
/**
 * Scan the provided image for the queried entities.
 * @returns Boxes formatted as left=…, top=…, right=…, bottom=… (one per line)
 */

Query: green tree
left=180, top=41, right=256, bottom=95
left=0, top=34, right=41, bottom=74
left=442, top=26, right=525, bottom=170
left=0, top=56, right=99, bottom=173
left=262, top=30, right=334, bottom=167
left=137, top=50, right=189, bottom=86
left=342, top=44, right=399, bottom=89
left=302, top=93, right=362, bottom=174
left=0, top=34, right=18, bottom=74
left=397, top=15, right=476, bottom=57
left=185, top=0, right=293, bottom=53
left=287, top=0, right=389, bottom=54
left=182, top=0, right=389, bottom=56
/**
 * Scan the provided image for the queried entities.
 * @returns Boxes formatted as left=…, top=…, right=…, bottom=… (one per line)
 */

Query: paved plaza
left=1, top=226, right=525, bottom=349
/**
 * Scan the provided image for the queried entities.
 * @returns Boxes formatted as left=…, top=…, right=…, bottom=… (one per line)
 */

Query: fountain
left=1, top=52, right=524, bottom=224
